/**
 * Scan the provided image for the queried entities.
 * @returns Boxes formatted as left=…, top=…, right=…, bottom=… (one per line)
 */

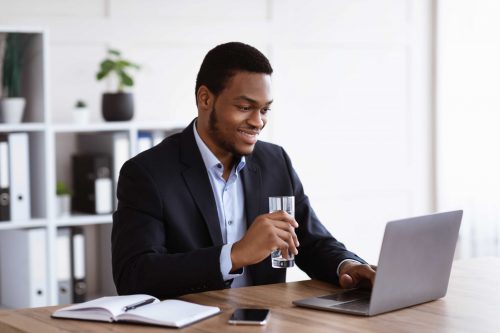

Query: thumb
left=339, top=273, right=355, bottom=289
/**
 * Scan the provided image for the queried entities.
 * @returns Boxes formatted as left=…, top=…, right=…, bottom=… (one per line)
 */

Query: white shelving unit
left=0, top=27, right=184, bottom=308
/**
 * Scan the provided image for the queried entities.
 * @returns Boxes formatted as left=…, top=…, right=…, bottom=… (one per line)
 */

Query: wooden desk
left=0, top=258, right=499, bottom=333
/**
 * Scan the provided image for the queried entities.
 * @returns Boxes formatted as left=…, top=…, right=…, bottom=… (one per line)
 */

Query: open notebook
left=52, top=294, right=221, bottom=328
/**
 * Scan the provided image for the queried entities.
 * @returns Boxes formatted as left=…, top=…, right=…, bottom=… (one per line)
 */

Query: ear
left=196, top=85, right=214, bottom=113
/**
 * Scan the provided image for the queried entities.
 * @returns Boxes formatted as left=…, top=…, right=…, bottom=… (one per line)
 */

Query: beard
left=208, top=106, right=247, bottom=158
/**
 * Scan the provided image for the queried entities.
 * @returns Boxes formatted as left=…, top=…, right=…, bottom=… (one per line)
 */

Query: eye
left=237, top=105, right=252, bottom=111
left=261, top=107, right=271, bottom=115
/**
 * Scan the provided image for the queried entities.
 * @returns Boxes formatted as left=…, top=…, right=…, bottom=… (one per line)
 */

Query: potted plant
left=96, top=49, right=140, bottom=121
left=56, top=181, right=71, bottom=217
left=73, top=99, right=90, bottom=124
left=1, top=33, right=26, bottom=123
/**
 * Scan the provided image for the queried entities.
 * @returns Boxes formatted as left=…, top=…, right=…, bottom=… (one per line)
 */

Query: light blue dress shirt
left=193, top=122, right=251, bottom=288
left=193, top=123, right=357, bottom=287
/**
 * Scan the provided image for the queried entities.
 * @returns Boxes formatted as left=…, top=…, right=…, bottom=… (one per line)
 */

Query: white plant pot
left=73, top=107, right=90, bottom=124
left=56, top=194, right=71, bottom=217
left=0, top=97, right=26, bottom=123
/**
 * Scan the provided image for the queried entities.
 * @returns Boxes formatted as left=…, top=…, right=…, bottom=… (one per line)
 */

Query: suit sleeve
left=281, top=148, right=367, bottom=285
left=112, top=159, right=226, bottom=298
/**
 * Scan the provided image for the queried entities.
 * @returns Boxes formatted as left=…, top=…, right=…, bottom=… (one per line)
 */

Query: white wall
left=437, top=0, right=500, bottom=258
left=0, top=0, right=433, bottom=280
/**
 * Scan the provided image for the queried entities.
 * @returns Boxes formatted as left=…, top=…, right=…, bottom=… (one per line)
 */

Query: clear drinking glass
left=269, top=196, right=295, bottom=268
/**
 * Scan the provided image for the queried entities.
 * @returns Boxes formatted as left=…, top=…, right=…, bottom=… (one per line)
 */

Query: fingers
left=272, top=220, right=300, bottom=247
left=340, top=264, right=377, bottom=289
left=269, top=211, right=299, bottom=228
left=339, top=274, right=355, bottom=289
left=274, top=228, right=299, bottom=256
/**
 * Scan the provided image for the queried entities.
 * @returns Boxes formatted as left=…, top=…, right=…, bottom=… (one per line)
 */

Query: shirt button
left=228, top=220, right=233, bottom=225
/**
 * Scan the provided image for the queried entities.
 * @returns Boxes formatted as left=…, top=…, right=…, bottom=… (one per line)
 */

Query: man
left=112, top=42, right=375, bottom=298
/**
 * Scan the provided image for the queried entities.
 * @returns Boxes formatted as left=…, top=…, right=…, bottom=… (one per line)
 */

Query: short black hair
left=195, top=42, right=273, bottom=102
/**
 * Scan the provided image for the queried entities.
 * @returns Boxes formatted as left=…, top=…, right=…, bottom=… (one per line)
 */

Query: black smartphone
left=227, top=308, right=270, bottom=325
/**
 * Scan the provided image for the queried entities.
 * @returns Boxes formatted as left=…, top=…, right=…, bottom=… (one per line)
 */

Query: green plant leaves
left=96, top=59, right=114, bottom=80
left=2, top=33, right=24, bottom=97
left=95, top=49, right=140, bottom=92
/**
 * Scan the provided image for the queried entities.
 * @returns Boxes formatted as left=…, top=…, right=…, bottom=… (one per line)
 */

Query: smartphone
left=228, top=308, right=270, bottom=325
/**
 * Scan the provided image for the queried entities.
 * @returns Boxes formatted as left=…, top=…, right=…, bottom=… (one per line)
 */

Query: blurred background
left=0, top=0, right=498, bottom=284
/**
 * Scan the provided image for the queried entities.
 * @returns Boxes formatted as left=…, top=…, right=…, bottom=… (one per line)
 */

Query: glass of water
left=269, top=196, right=295, bottom=268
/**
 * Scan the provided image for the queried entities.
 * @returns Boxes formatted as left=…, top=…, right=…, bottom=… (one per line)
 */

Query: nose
left=247, top=109, right=265, bottom=129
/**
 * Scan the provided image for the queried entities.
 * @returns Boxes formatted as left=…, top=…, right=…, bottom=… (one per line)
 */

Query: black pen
left=122, top=298, right=156, bottom=312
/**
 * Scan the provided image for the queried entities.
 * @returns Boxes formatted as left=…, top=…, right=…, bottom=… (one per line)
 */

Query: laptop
left=293, top=210, right=463, bottom=316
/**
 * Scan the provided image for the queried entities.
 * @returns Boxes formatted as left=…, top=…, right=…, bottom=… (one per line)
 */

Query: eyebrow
left=234, top=95, right=273, bottom=105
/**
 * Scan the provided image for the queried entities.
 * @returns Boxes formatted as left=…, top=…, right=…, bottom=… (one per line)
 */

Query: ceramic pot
left=0, top=97, right=26, bottom=123
left=102, top=92, right=134, bottom=121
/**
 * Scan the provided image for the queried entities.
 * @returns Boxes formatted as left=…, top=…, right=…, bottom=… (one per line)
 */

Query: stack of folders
left=0, top=133, right=31, bottom=222
left=0, top=228, right=48, bottom=308
left=57, top=227, right=88, bottom=304
left=52, top=295, right=221, bottom=328
left=135, top=128, right=183, bottom=155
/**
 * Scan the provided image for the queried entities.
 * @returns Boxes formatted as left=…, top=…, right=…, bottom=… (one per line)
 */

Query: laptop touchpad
left=319, top=289, right=371, bottom=304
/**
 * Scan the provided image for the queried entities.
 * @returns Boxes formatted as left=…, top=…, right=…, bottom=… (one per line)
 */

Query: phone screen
left=228, top=308, right=270, bottom=325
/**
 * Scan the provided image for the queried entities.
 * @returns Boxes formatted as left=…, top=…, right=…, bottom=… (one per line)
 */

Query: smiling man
left=112, top=42, right=375, bottom=298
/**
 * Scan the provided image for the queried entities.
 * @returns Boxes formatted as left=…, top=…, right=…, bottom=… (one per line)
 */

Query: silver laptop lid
left=368, top=210, right=463, bottom=315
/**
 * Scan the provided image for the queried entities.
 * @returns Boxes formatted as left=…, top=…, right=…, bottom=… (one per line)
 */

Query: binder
left=8, top=132, right=31, bottom=221
left=0, top=134, right=10, bottom=221
left=72, top=154, right=113, bottom=214
left=137, top=131, right=153, bottom=154
left=0, top=228, right=48, bottom=308
left=57, top=227, right=73, bottom=304
left=77, top=132, right=130, bottom=210
left=98, top=224, right=118, bottom=296
left=151, top=130, right=165, bottom=146
left=71, top=227, right=87, bottom=303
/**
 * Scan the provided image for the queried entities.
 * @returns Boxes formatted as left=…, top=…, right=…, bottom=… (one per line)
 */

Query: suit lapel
left=241, top=157, right=262, bottom=228
left=180, top=121, right=223, bottom=246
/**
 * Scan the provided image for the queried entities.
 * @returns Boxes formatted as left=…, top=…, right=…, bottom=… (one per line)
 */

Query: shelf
left=0, top=123, right=46, bottom=132
left=51, top=122, right=131, bottom=133
left=50, top=121, right=186, bottom=133
left=0, top=219, right=47, bottom=230
left=55, top=214, right=113, bottom=227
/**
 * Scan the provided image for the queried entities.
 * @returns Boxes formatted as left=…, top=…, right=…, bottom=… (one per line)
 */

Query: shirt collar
left=193, top=120, right=246, bottom=173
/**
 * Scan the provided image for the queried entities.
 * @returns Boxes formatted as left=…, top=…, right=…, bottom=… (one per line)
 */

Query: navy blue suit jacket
left=112, top=119, right=366, bottom=298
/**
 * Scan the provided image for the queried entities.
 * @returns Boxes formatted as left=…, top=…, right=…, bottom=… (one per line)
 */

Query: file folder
left=137, top=131, right=153, bottom=154
left=8, top=132, right=31, bottom=221
left=57, top=227, right=73, bottom=304
left=0, top=228, right=48, bottom=308
left=71, top=227, right=87, bottom=303
left=0, top=134, right=10, bottom=221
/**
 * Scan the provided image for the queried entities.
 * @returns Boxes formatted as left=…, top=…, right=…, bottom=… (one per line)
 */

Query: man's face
left=202, top=71, right=273, bottom=158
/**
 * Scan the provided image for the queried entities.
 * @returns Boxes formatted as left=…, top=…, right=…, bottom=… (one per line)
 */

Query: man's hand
left=338, top=261, right=377, bottom=289
left=230, top=211, right=299, bottom=271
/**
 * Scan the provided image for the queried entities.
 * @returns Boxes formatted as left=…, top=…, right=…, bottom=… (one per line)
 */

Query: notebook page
left=54, top=295, right=158, bottom=319
left=117, top=299, right=220, bottom=327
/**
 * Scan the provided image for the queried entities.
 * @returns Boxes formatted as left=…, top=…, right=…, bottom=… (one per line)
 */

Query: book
left=52, top=294, right=221, bottom=328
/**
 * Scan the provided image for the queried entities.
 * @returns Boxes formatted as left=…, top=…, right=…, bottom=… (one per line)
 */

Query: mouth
left=237, top=129, right=260, bottom=144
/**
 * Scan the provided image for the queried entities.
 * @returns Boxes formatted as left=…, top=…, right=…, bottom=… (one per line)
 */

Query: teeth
left=239, top=130, right=257, bottom=137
